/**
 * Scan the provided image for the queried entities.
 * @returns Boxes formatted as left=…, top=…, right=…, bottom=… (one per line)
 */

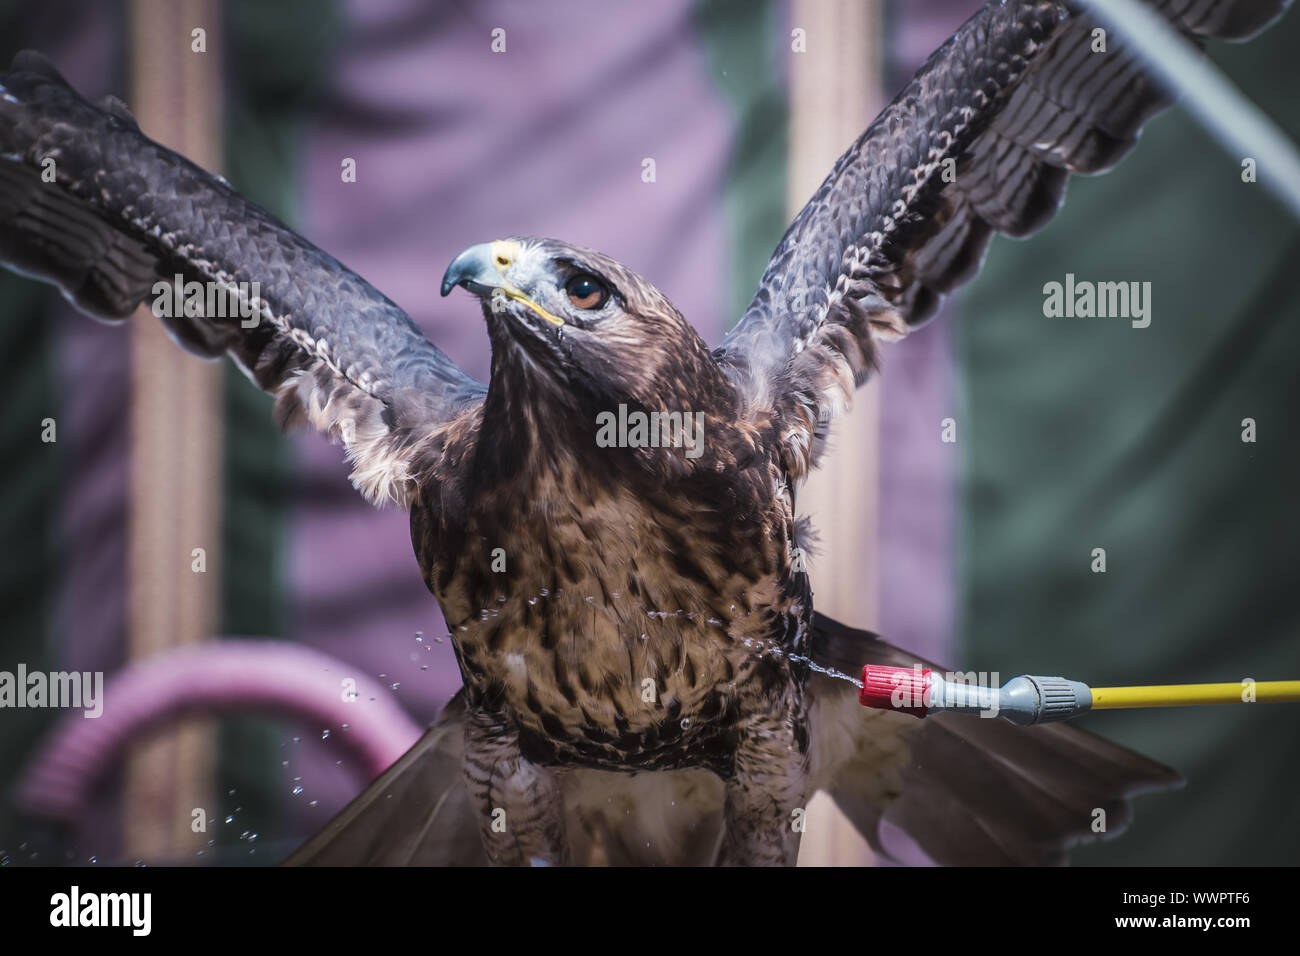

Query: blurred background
left=0, top=0, right=1296, bottom=866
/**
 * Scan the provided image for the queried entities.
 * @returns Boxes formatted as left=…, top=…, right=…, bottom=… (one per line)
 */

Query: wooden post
left=788, top=0, right=884, bottom=868
left=122, top=0, right=223, bottom=862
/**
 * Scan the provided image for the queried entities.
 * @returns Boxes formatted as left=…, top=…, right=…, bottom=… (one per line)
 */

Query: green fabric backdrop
left=960, top=15, right=1300, bottom=864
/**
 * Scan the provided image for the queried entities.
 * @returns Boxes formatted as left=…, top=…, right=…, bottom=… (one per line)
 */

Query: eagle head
left=440, top=237, right=732, bottom=443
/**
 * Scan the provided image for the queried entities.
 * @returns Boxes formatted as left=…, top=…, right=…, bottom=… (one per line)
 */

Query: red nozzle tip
left=859, top=664, right=931, bottom=717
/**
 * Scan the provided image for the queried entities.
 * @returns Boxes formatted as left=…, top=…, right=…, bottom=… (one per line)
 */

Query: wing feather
left=0, top=51, right=486, bottom=508
left=715, top=0, right=1290, bottom=480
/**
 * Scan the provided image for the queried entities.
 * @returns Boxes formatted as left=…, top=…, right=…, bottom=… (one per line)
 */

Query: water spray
left=857, top=665, right=1300, bottom=725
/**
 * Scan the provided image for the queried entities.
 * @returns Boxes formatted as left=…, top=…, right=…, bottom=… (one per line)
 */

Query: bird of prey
left=0, top=0, right=1287, bottom=866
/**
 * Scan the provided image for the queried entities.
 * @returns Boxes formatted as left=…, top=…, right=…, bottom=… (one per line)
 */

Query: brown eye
left=564, top=273, right=609, bottom=310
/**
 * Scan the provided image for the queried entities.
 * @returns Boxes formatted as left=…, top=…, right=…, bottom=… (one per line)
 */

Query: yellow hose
left=1090, top=681, right=1300, bottom=710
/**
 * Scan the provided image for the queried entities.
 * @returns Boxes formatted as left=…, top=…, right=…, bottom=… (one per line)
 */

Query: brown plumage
left=0, top=0, right=1288, bottom=865
left=407, top=239, right=813, bottom=864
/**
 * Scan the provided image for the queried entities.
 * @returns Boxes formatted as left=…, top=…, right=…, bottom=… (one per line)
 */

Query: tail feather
left=283, top=615, right=1181, bottom=866
left=808, top=613, right=1181, bottom=865
left=283, top=692, right=486, bottom=866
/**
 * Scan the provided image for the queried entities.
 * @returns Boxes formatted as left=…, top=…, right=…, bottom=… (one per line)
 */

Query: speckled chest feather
left=411, top=441, right=812, bottom=776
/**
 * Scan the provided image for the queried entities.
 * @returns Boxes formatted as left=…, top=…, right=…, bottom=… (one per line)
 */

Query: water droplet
left=680, top=718, right=691, bottom=730
left=540, top=588, right=550, bottom=597
left=528, top=597, right=538, bottom=605
left=88, top=855, right=98, bottom=864
left=291, top=736, right=301, bottom=744
left=415, top=632, right=423, bottom=643
left=420, top=664, right=429, bottom=671
left=292, top=786, right=304, bottom=796
left=321, top=729, right=331, bottom=740
left=391, top=682, right=401, bottom=690
left=341, top=723, right=350, bottom=730
left=309, top=800, right=319, bottom=808
left=225, top=816, right=234, bottom=824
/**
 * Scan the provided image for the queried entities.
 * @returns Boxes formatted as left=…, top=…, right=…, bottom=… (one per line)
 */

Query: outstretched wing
left=715, top=0, right=1289, bottom=481
left=0, top=51, right=486, bottom=508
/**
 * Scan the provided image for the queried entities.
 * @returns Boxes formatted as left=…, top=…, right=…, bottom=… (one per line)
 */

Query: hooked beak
left=439, top=240, right=565, bottom=327
left=440, top=241, right=503, bottom=297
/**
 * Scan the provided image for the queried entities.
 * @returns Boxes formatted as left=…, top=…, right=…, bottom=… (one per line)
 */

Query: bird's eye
left=564, top=273, right=609, bottom=310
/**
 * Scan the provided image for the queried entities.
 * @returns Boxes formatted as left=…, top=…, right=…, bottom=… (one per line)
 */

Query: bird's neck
left=477, top=335, right=589, bottom=482
left=476, top=328, right=745, bottom=493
